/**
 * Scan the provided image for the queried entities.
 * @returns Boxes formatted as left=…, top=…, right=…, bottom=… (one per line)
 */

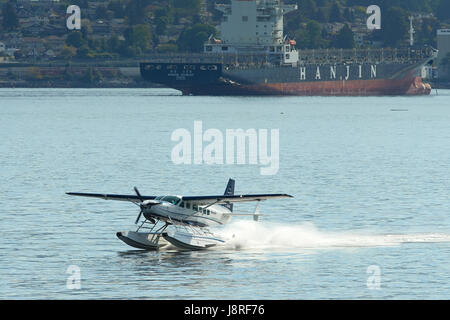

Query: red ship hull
left=178, top=76, right=431, bottom=96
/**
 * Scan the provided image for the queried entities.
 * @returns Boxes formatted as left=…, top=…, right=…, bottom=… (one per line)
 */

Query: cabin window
left=180, top=201, right=184, bottom=208
left=222, top=46, right=228, bottom=51
left=205, top=46, right=212, bottom=52
left=193, top=205, right=198, bottom=211
left=186, top=203, right=190, bottom=209
left=161, top=195, right=181, bottom=205
left=286, top=54, right=290, bottom=59
left=242, top=16, right=248, bottom=22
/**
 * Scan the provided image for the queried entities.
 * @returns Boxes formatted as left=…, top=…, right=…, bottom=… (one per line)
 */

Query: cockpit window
left=161, top=196, right=181, bottom=205
left=155, top=196, right=163, bottom=200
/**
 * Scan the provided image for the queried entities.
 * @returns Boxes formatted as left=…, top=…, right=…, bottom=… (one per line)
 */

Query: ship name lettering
left=299, top=67, right=306, bottom=80
left=315, top=66, right=321, bottom=80
left=371, top=65, right=377, bottom=78
left=330, top=66, right=336, bottom=80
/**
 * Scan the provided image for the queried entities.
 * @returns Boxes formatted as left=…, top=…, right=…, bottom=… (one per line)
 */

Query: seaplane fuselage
left=143, top=195, right=232, bottom=227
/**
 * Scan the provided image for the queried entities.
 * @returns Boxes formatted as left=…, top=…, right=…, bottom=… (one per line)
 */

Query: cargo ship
left=140, top=0, right=437, bottom=96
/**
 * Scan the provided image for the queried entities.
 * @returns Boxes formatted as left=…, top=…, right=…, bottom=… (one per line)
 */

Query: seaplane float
left=66, top=179, right=293, bottom=250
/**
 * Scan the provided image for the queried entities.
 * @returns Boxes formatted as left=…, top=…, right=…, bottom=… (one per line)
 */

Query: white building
left=437, top=29, right=450, bottom=65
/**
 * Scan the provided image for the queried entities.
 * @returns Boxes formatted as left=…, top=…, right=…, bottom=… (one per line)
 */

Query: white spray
left=216, top=220, right=450, bottom=251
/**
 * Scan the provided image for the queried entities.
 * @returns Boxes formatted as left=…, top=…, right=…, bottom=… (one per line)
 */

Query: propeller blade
left=135, top=209, right=143, bottom=224
left=133, top=186, right=144, bottom=202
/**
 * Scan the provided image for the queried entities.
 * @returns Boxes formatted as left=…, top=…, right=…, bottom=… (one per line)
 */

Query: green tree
left=125, top=0, right=151, bottom=25
left=315, top=8, right=328, bottom=23
left=177, top=23, right=217, bottom=52
left=76, top=45, right=92, bottom=59
left=157, top=43, right=178, bottom=53
left=107, top=34, right=122, bottom=53
left=66, top=31, right=85, bottom=48
left=172, top=0, right=201, bottom=16
left=60, top=45, right=77, bottom=60
left=2, top=1, right=19, bottom=31
left=333, top=24, right=355, bottom=49
left=108, top=0, right=126, bottom=18
left=343, top=8, right=354, bottom=22
left=436, top=0, right=450, bottom=21
left=82, top=67, right=102, bottom=84
left=382, top=7, right=409, bottom=47
left=305, top=21, right=325, bottom=49
left=95, top=5, right=110, bottom=20
left=124, top=24, right=152, bottom=53
left=72, top=0, right=89, bottom=9
left=155, top=15, right=170, bottom=35
left=415, top=17, right=439, bottom=47
left=295, top=21, right=327, bottom=49
left=329, top=2, right=343, bottom=23
left=296, top=0, right=316, bottom=19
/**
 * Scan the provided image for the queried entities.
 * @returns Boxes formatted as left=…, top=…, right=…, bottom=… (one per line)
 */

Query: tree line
left=1, top=0, right=449, bottom=61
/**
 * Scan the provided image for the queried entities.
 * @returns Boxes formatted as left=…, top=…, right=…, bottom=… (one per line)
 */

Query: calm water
left=1, top=88, right=450, bottom=299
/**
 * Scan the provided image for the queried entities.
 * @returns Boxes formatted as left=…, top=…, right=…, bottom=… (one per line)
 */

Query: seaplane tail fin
left=222, top=178, right=235, bottom=212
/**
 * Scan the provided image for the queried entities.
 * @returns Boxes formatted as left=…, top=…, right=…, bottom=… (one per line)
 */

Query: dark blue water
left=1, top=88, right=450, bottom=299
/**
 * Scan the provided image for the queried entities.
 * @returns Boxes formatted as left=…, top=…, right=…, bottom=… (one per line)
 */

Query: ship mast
left=409, top=16, right=415, bottom=47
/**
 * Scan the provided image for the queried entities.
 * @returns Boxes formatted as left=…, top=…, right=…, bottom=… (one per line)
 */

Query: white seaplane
left=66, top=179, right=292, bottom=250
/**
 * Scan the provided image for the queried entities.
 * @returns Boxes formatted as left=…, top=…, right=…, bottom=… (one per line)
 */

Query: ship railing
left=143, top=47, right=433, bottom=69
left=297, top=48, right=433, bottom=65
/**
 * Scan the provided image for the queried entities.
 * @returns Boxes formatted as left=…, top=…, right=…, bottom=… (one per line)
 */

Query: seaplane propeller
left=133, top=186, right=158, bottom=224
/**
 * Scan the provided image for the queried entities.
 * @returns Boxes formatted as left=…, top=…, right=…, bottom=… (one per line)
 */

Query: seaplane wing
left=65, top=192, right=157, bottom=203
left=65, top=192, right=292, bottom=205
left=181, top=194, right=293, bottom=206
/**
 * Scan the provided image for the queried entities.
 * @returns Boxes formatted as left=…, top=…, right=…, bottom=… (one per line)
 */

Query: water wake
left=216, top=220, right=450, bottom=250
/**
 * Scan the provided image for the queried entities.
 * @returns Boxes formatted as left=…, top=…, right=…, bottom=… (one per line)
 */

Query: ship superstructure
left=205, top=0, right=298, bottom=66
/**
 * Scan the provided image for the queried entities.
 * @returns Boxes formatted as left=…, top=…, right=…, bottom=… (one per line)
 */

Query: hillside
left=0, top=0, right=449, bottom=63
